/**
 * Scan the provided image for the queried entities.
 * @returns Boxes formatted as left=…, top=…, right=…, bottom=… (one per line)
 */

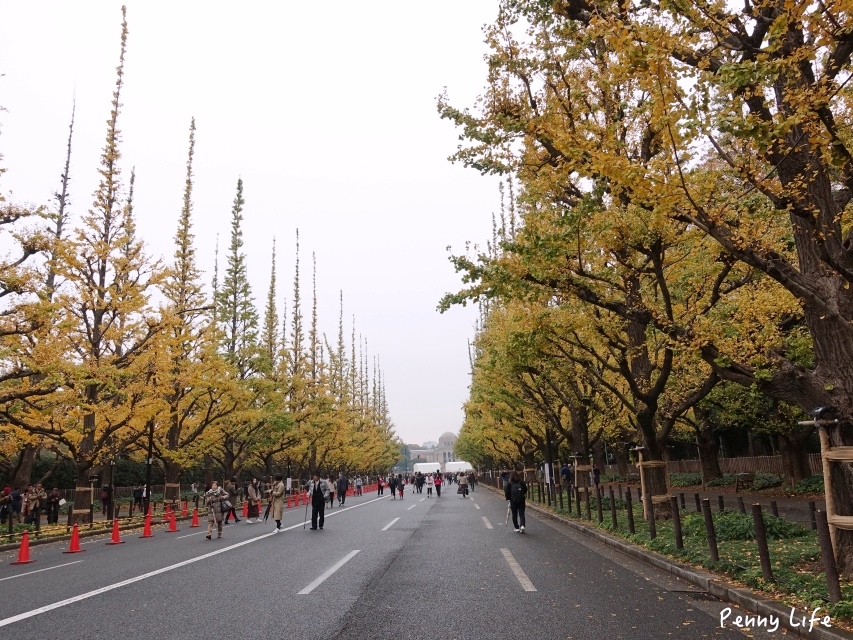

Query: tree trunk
left=12, top=444, right=37, bottom=489
left=615, top=446, right=629, bottom=477
left=163, top=459, right=182, bottom=503
left=778, top=432, right=811, bottom=487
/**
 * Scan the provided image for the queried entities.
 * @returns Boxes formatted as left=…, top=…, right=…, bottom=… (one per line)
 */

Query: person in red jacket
left=433, top=471, right=443, bottom=498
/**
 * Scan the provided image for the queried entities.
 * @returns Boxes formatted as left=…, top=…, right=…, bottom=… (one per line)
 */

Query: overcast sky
left=0, top=2, right=500, bottom=446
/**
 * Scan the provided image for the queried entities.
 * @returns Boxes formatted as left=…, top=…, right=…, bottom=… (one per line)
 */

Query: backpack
left=510, top=482, right=525, bottom=504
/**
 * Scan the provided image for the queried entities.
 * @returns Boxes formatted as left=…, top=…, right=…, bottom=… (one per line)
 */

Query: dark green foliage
left=706, top=473, right=737, bottom=487
left=752, top=471, right=783, bottom=490
left=681, top=511, right=810, bottom=541
left=670, top=472, right=702, bottom=486
left=793, top=475, right=824, bottom=494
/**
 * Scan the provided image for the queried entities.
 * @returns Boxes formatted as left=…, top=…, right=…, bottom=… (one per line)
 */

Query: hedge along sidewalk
left=485, top=484, right=853, bottom=640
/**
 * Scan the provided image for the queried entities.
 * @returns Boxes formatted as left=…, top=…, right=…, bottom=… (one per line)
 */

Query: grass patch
left=543, top=490, right=852, bottom=626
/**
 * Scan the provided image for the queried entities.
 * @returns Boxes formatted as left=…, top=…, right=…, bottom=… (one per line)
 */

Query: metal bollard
left=701, top=499, right=719, bottom=563
left=808, top=501, right=817, bottom=531
left=584, top=488, right=591, bottom=521
left=671, top=496, right=683, bottom=550
left=770, top=500, right=779, bottom=518
left=737, top=496, right=746, bottom=514
left=718, top=495, right=725, bottom=513
left=679, top=492, right=685, bottom=510
left=575, top=487, right=581, bottom=518
left=751, top=504, right=773, bottom=581
left=694, top=493, right=701, bottom=513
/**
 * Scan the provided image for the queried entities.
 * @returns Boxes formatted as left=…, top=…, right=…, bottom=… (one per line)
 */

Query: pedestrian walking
left=397, top=474, right=404, bottom=500
left=457, top=472, right=469, bottom=498
left=270, top=474, right=285, bottom=532
left=46, top=487, right=61, bottom=524
left=100, top=484, right=112, bottom=517
left=191, top=482, right=199, bottom=507
left=426, top=473, right=434, bottom=497
left=388, top=475, right=397, bottom=499
left=328, top=475, right=335, bottom=508
left=504, top=470, right=528, bottom=533
left=132, top=485, right=143, bottom=514
left=223, top=476, right=241, bottom=524
left=434, top=472, right=442, bottom=498
left=593, top=464, right=601, bottom=489
left=355, top=475, right=363, bottom=496
left=336, top=472, right=349, bottom=506
left=307, top=472, right=330, bottom=530
left=204, top=481, right=228, bottom=540
left=377, top=476, right=384, bottom=496
left=246, top=478, right=261, bottom=523
left=26, top=484, right=46, bottom=525
left=0, top=487, right=10, bottom=524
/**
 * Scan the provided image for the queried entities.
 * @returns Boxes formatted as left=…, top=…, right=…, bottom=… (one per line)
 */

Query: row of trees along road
left=439, top=0, right=853, bottom=575
left=0, top=7, right=400, bottom=515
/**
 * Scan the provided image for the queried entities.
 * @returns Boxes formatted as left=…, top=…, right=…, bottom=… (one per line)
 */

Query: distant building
left=401, top=432, right=459, bottom=471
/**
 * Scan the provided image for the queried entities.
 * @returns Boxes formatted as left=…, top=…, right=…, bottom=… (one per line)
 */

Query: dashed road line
left=297, top=550, right=360, bottom=594
left=482, top=516, right=493, bottom=530
left=381, top=518, right=400, bottom=531
left=500, top=548, right=537, bottom=592
left=473, top=503, right=481, bottom=510
left=407, top=504, right=417, bottom=510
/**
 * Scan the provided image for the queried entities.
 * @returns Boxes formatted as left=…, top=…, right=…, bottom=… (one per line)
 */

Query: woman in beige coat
left=270, top=474, right=285, bottom=532
left=205, top=481, right=229, bottom=540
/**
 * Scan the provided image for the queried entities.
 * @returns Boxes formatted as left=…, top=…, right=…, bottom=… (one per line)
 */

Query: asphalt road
left=0, top=485, right=782, bottom=639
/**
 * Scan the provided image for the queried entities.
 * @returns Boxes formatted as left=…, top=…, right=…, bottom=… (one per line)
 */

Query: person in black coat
left=336, top=473, right=349, bottom=506
left=504, top=470, right=528, bottom=533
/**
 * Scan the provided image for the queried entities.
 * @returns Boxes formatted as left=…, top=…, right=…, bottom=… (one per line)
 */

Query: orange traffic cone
left=105, top=518, right=125, bottom=545
left=10, top=530, right=34, bottom=565
left=139, top=513, right=154, bottom=538
left=165, top=510, right=179, bottom=533
left=63, top=523, right=85, bottom=554
left=287, top=495, right=293, bottom=508
left=190, top=508, right=200, bottom=527
left=181, top=501, right=188, bottom=518
left=242, top=501, right=249, bottom=518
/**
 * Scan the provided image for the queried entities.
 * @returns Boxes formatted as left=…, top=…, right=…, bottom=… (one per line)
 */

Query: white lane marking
left=0, top=561, right=83, bottom=582
left=297, top=550, right=360, bottom=595
left=420, top=497, right=425, bottom=502
left=381, top=518, right=399, bottom=531
left=500, top=548, right=537, bottom=592
left=0, top=495, right=389, bottom=628
left=407, top=504, right=417, bottom=510
left=474, top=503, right=481, bottom=510
left=176, top=531, right=205, bottom=539
left=482, top=517, right=493, bottom=530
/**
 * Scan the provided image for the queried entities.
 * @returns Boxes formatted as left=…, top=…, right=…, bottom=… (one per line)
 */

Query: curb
left=484, top=485, right=852, bottom=640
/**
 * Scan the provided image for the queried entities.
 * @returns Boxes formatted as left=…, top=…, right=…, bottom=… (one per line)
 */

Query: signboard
left=286, top=477, right=292, bottom=491
left=544, top=462, right=551, bottom=485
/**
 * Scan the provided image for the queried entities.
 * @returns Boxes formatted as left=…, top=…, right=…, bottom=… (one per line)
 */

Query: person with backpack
left=336, top=472, right=349, bottom=506
left=504, top=470, right=528, bottom=533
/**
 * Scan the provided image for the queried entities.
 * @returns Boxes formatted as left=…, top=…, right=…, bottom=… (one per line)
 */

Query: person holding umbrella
left=269, top=474, right=285, bottom=532
left=307, top=471, right=330, bottom=530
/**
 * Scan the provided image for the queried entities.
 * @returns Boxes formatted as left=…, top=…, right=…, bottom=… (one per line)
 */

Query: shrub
left=752, top=471, right=783, bottom=490
left=705, top=473, right=736, bottom=487
left=601, top=472, right=626, bottom=483
left=670, top=472, right=702, bottom=487
left=793, top=475, right=824, bottom=494
left=681, top=511, right=811, bottom=541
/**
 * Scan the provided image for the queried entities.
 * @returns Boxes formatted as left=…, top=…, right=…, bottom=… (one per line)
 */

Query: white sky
left=0, top=2, right=500, bottom=446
